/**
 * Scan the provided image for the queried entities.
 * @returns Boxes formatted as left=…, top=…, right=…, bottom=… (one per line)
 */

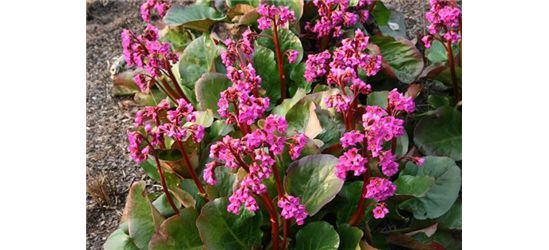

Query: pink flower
left=304, top=50, right=331, bottom=82
left=287, top=50, right=300, bottom=64
left=204, top=161, right=219, bottom=185
left=257, top=4, right=295, bottom=30
left=278, top=195, right=308, bottom=225
left=372, top=203, right=389, bottom=219
left=364, top=177, right=396, bottom=202
left=289, top=134, right=307, bottom=160
left=341, top=130, right=365, bottom=148
left=335, top=148, right=368, bottom=180
left=325, top=94, right=352, bottom=114
left=140, top=0, right=171, bottom=22
left=413, top=157, right=425, bottom=166
left=379, top=150, right=399, bottom=176
left=363, top=55, right=382, bottom=77
left=388, top=88, right=415, bottom=113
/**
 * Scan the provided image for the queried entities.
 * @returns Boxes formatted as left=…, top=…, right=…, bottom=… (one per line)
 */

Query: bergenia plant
left=105, top=1, right=462, bottom=250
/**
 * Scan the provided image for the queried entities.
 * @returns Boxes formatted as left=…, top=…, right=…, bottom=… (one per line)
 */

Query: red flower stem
left=320, top=3, right=333, bottom=51
left=260, top=193, right=280, bottom=250
left=449, top=0, right=462, bottom=67
left=272, top=22, right=287, bottom=101
left=369, top=0, right=378, bottom=14
left=176, top=140, right=208, bottom=202
left=349, top=137, right=374, bottom=247
left=150, top=78, right=177, bottom=104
left=147, top=142, right=180, bottom=216
left=269, top=151, right=289, bottom=250
left=446, top=39, right=460, bottom=105
left=164, top=61, right=191, bottom=104
left=159, top=77, right=181, bottom=103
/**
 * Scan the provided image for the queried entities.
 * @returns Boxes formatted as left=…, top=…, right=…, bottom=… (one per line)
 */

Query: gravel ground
left=85, top=1, right=433, bottom=249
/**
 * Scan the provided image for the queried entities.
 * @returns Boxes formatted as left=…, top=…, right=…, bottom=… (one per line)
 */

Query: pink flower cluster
left=121, top=25, right=178, bottom=91
left=305, top=0, right=372, bottom=38
left=140, top=0, right=170, bottom=23
left=305, top=30, right=380, bottom=114
left=257, top=4, right=296, bottom=30
left=422, top=0, right=461, bottom=48
left=372, top=203, right=389, bottom=219
left=335, top=148, right=368, bottom=179
left=128, top=98, right=204, bottom=163
left=218, top=33, right=270, bottom=126
left=364, top=177, right=396, bottom=202
left=207, top=115, right=307, bottom=214
left=278, top=194, right=308, bottom=225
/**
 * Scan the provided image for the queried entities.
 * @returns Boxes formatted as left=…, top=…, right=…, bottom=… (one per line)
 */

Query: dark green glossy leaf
left=370, top=35, right=424, bottom=84
left=285, top=154, right=344, bottom=216
left=152, top=194, right=181, bottom=218
left=428, top=94, right=450, bottom=109
left=206, top=167, right=236, bottom=199
left=179, top=35, right=219, bottom=88
left=181, top=179, right=206, bottom=211
left=272, top=88, right=306, bottom=116
left=289, top=62, right=312, bottom=96
left=295, top=221, right=340, bottom=250
left=148, top=209, right=203, bottom=250
left=414, top=106, right=462, bottom=161
left=398, top=156, right=461, bottom=220
left=336, top=181, right=374, bottom=227
left=427, top=40, right=460, bottom=63
left=285, top=100, right=322, bottom=138
left=140, top=159, right=180, bottom=189
left=195, top=72, right=232, bottom=118
left=437, top=200, right=462, bottom=229
left=367, top=91, right=388, bottom=109
left=434, top=66, right=462, bottom=88
left=207, top=120, right=234, bottom=141
left=104, top=226, right=139, bottom=250
left=196, top=198, right=263, bottom=250
left=164, top=5, right=226, bottom=32
left=315, top=109, right=343, bottom=151
left=394, top=175, right=435, bottom=198
left=337, top=224, right=363, bottom=250
left=252, top=45, right=281, bottom=104
left=379, top=10, right=406, bottom=39
left=258, top=28, right=304, bottom=79
left=373, top=1, right=390, bottom=26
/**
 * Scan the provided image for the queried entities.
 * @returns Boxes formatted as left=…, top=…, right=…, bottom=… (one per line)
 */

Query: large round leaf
left=414, top=106, right=462, bottom=161
left=257, top=28, right=304, bottom=80
left=179, top=35, right=219, bottom=88
left=284, top=154, right=344, bottom=216
left=196, top=198, right=263, bottom=250
left=437, top=200, right=462, bottom=229
left=194, top=72, right=232, bottom=117
left=295, top=221, right=340, bottom=250
left=337, top=224, right=363, bottom=250
left=398, top=156, right=461, bottom=220
left=104, top=223, right=139, bottom=250
left=252, top=45, right=281, bottom=104
left=163, top=5, right=226, bottom=32
left=289, top=62, right=312, bottom=96
left=127, top=181, right=165, bottom=250
left=394, top=175, right=435, bottom=198
left=370, top=35, right=424, bottom=84
left=427, top=40, right=460, bottom=63
left=148, top=209, right=203, bottom=250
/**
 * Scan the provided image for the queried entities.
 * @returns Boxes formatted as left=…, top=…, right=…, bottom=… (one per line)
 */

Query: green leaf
left=206, top=167, right=236, bottom=199
left=428, top=94, right=450, bottom=109
left=181, top=179, right=206, bottom=211
left=367, top=91, right=388, bottom=108
left=289, top=62, right=312, bottom=96
left=195, top=72, right=232, bottom=117
left=379, top=10, right=407, bottom=39
left=163, top=5, right=226, bottom=32
left=285, top=100, right=322, bottom=138
left=196, top=198, right=264, bottom=250
left=315, top=109, right=343, bottom=150
left=258, top=28, right=304, bottom=80
left=252, top=45, right=281, bottom=104
left=336, top=181, right=374, bottom=227
left=140, top=159, right=180, bottom=189
left=295, top=221, right=340, bottom=250
left=272, top=88, right=306, bottom=117
left=152, top=194, right=182, bottom=218
left=148, top=209, right=203, bottom=250
left=227, top=0, right=259, bottom=8
left=437, top=200, right=462, bottom=229
left=207, top=120, right=235, bottom=141
left=268, top=0, right=304, bottom=23
left=337, top=224, right=363, bottom=250
left=127, top=181, right=165, bottom=250
left=134, top=89, right=167, bottom=106
left=394, top=175, right=435, bottom=198
left=434, top=66, right=462, bottom=88
left=179, top=35, right=219, bottom=88
left=169, top=186, right=197, bottom=208
left=414, top=106, right=462, bottom=161
left=370, top=36, right=424, bottom=84
left=427, top=40, right=460, bottom=63
left=398, top=156, right=461, bottom=220
left=285, top=154, right=344, bottom=216
left=104, top=227, right=139, bottom=250
left=372, top=1, right=390, bottom=26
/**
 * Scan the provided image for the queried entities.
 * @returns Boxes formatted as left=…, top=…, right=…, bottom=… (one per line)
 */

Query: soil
left=85, top=1, right=435, bottom=249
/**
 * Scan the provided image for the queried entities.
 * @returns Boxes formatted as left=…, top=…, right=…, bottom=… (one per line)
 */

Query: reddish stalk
left=163, top=61, right=191, bottom=104
left=446, top=39, right=460, bottom=105
left=159, top=77, right=181, bottom=103
left=148, top=142, right=180, bottom=216
left=260, top=193, right=280, bottom=250
left=270, top=152, right=289, bottom=250
left=272, top=21, right=287, bottom=101
left=176, top=140, right=208, bottom=202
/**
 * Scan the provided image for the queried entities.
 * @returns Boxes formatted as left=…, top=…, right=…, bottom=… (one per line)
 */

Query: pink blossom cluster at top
left=257, top=4, right=296, bottom=30
left=305, top=0, right=372, bottom=38
left=206, top=115, right=307, bottom=214
left=140, top=0, right=171, bottom=23
left=304, top=30, right=381, bottom=114
left=127, top=98, right=204, bottom=163
left=278, top=194, right=308, bottom=225
left=422, top=0, right=461, bottom=48
left=121, top=25, right=178, bottom=91
left=218, top=31, right=270, bottom=126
